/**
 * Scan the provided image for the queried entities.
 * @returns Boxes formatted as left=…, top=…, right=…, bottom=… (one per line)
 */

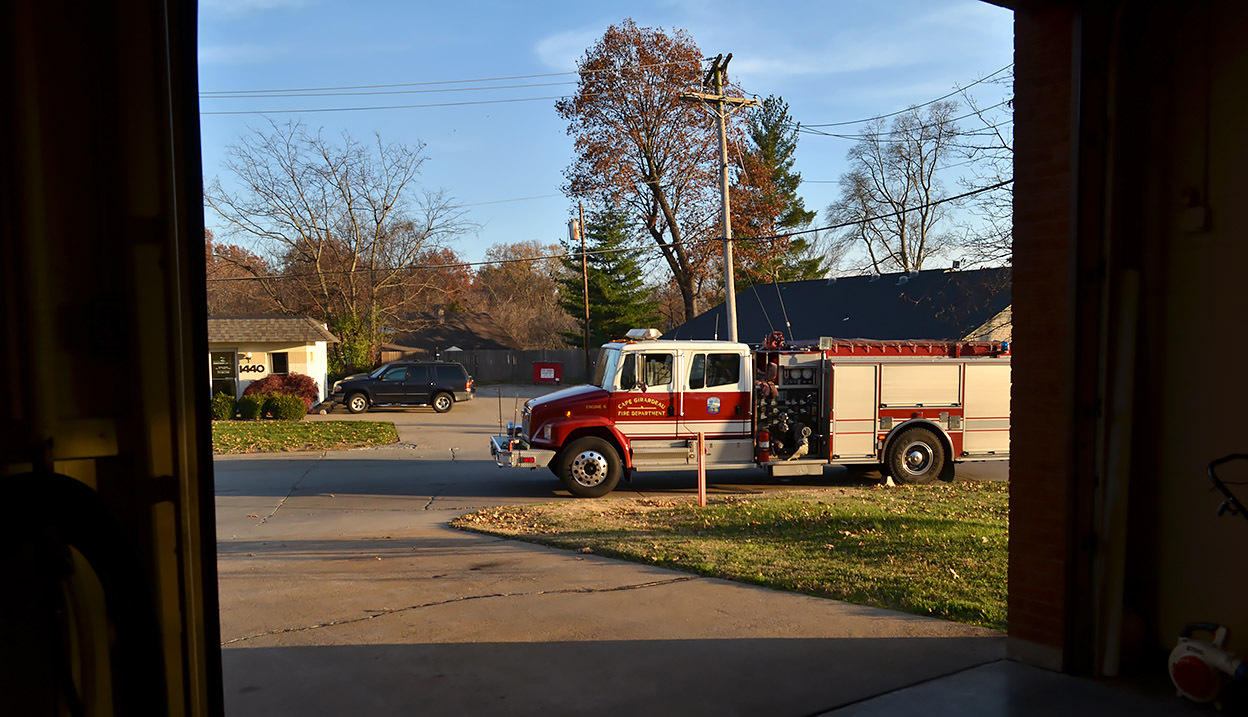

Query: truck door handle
left=667, top=404, right=675, bottom=417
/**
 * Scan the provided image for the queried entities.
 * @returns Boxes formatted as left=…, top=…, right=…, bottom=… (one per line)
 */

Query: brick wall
left=1008, top=4, right=1078, bottom=670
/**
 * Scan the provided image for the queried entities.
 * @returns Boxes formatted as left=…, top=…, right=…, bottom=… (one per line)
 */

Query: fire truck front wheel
left=557, top=437, right=621, bottom=498
left=886, top=428, right=947, bottom=485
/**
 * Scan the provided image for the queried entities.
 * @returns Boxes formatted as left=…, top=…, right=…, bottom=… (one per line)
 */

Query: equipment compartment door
left=831, top=364, right=878, bottom=458
left=962, top=363, right=1010, bottom=455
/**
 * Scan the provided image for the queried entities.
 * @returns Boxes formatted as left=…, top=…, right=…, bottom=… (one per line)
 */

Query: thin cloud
left=731, top=35, right=931, bottom=86
left=198, top=43, right=290, bottom=65
left=200, top=0, right=314, bottom=16
left=534, top=27, right=606, bottom=71
left=912, top=1, right=1013, bottom=34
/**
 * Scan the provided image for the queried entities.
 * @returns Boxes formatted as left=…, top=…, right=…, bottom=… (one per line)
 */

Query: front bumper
left=488, top=435, right=555, bottom=469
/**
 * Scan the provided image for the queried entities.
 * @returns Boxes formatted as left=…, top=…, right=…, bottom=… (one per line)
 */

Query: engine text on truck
left=488, top=329, right=1011, bottom=498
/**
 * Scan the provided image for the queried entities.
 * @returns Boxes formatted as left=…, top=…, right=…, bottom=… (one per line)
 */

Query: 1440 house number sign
left=239, top=364, right=266, bottom=374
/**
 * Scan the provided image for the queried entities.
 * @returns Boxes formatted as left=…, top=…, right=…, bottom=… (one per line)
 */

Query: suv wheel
left=346, top=392, right=369, bottom=414
left=432, top=392, right=453, bottom=413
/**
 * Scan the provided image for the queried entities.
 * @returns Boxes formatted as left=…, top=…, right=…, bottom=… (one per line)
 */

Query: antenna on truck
left=773, top=280, right=792, bottom=339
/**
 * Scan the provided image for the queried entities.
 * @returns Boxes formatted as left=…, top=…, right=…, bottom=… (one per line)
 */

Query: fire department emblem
left=706, top=397, right=721, bottom=415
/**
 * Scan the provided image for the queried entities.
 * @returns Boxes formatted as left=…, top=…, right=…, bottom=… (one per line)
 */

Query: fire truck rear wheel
left=886, top=428, right=946, bottom=485
left=558, top=437, right=621, bottom=498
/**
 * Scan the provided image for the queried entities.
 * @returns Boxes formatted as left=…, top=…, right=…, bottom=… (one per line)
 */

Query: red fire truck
left=489, top=329, right=1011, bottom=498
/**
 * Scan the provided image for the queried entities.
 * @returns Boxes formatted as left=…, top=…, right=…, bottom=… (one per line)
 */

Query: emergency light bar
left=625, top=328, right=661, bottom=340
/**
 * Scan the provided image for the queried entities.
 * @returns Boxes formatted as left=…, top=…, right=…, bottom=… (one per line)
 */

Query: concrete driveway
left=214, top=384, right=1011, bottom=716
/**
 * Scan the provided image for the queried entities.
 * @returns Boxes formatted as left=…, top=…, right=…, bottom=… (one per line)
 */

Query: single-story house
left=207, top=316, right=339, bottom=403
left=665, top=267, right=1012, bottom=344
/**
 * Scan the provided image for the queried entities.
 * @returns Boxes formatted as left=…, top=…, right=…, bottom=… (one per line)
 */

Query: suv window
left=406, top=365, right=429, bottom=383
left=435, top=364, right=465, bottom=384
left=380, top=366, right=407, bottom=382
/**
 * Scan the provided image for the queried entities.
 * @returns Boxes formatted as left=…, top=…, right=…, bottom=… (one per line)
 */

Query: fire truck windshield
left=593, top=347, right=621, bottom=389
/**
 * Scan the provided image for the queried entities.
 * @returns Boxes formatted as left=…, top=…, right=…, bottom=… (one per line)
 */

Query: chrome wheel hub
left=570, top=450, right=608, bottom=487
left=902, top=443, right=933, bottom=474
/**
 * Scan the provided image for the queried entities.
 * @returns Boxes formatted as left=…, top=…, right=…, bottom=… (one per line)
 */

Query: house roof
left=664, top=267, right=1012, bottom=343
left=208, top=316, right=339, bottom=344
left=385, top=311, right=520, bottom=351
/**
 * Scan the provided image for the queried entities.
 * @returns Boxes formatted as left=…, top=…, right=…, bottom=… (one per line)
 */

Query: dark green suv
left=330, top=361, right=475, bottom=414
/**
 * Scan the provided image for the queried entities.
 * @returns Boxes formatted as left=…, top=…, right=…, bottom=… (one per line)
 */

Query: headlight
left=542, top=424, right=552, bottom=440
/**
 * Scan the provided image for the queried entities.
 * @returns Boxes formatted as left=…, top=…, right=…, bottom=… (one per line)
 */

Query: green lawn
left=212, top=420, right=399, bottom=454
left=453, top=482, right=1008, bottom=630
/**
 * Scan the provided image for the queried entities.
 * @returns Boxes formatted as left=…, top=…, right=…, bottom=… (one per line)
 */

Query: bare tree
left=956, top=67, right=1014, bottom=267
left=205, top=120, right=471, bottom=372
left=825, top=101, right=960, bottom=274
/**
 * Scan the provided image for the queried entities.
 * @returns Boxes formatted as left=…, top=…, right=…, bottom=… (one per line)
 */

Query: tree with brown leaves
left=204, top=229, right=281, bottom=316
left=557, top=19, right=732, bottom=324
left=466, top=241, right=576, bottom=350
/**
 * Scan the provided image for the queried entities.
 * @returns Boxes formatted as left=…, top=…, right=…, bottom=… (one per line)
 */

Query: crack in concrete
left=421, top=481, right=451, bottom=511
left=260, top=454, right=323, bottom=524
left=221, top=576, right=697, bottom=646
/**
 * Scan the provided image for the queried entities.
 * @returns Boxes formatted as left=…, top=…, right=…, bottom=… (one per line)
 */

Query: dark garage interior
left=2, top=0, right=1246, bottom=713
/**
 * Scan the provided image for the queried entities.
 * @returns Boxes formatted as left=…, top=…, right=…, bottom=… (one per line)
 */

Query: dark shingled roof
left=385, top=311, right=520, bottom=351
left=208, top=316, right=338, bottom=343
left=665, top=267, right=1011, bottom=343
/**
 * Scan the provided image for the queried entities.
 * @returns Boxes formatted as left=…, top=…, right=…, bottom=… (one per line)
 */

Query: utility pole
left=570, top=211, right=590, bottom=377
left=681, top=53, right=757, bottom=343
left=578, top=202, right=590, bottom=376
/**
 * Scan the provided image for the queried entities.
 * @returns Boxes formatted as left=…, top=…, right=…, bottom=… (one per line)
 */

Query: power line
left=200, top=94, right=575, bottom=116
left=200, top=80, right=576, bottom=100
left=450, top=194, right=563, bottom=208
left=199, top=59, right=701, bottom=96
left=798, top=63, right=1012, bottom=128
left=206, top=179, right=1013, bottom=282
left=791, top=103, right=1013, bottom=142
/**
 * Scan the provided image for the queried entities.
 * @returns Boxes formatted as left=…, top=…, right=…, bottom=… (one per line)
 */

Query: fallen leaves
left=449, top=483, right=1009, bottom=631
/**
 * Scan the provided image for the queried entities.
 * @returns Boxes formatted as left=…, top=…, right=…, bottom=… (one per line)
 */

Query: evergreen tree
left=736, top=96, right=827, bottom=286
left=750, top=95, right=815, bottom=231
left=559, top=204, right=661, bottom=348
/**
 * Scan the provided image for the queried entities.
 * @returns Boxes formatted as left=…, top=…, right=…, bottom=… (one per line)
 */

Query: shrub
left=264, top=394, right=307, bottom=421
left=237, top=394, right=265, bottom=420
left=243, top=372, right=321, bottom=410
left=210, top=392, right=235, bottom=421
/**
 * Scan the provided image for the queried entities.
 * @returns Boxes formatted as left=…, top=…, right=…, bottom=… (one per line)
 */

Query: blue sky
left=198, top=0, right=1014, bottom=265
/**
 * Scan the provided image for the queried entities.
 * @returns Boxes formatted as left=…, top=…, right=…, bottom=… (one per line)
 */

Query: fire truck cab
left=489, top=329, right=1010, bottom=498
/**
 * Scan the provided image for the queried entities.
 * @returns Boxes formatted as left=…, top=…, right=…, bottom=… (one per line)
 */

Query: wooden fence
left=379, top=348, right=594, bottom=385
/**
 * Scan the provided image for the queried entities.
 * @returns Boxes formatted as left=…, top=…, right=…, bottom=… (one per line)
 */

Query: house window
left=271, top=352, right=289, bottom=375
